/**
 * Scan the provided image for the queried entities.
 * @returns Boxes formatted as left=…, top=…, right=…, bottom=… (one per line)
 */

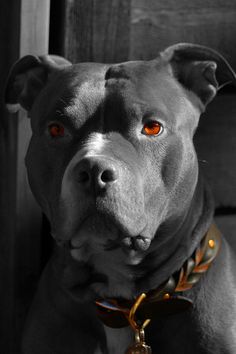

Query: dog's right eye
left=48, top=123, right=65, bottom=138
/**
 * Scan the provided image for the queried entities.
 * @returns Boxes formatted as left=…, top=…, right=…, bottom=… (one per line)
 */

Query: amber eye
left=49, top=123, right=65, bottom=138
left=143, top=121, right=163, bottom=136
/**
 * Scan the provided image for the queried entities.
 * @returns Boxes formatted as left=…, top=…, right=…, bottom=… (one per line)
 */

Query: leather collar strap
left=95, top=224, right=221, bottom=329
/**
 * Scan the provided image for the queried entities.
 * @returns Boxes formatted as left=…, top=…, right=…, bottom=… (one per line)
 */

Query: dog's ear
left=5, top=55, right=72, bottom=114
left=161, top=43, right=236, bottom=109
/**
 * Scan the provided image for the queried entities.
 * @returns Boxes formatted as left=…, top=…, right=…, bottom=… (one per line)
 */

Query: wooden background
left=1, top=0, right=236, bottom=352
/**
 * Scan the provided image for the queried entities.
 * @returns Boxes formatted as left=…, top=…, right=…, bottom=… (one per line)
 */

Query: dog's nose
left=75, top=157, right=118, bottom=193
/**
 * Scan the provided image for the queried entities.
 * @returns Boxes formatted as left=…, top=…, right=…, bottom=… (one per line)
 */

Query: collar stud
left=208, top=239, right=215, bottom=248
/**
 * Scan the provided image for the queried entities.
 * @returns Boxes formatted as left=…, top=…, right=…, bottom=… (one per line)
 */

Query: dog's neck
left=135, top=173, right=215, bottom=295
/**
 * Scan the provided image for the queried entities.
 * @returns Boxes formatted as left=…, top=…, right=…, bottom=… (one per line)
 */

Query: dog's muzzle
left=56, top=145, right=148, bottom=252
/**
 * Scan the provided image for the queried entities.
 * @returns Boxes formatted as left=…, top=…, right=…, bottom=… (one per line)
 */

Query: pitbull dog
left=5, top=43, right=236, bottom=354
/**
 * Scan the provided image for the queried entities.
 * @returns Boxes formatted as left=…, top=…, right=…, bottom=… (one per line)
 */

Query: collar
left=95, top=223, right=221, bottom=330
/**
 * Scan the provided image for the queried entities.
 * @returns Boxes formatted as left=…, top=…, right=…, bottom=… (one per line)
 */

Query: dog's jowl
left=5, top=44, right=236, bottom=353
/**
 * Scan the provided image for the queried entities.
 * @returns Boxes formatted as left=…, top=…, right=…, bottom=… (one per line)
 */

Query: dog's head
left=5, top=44, right=236, bottom=299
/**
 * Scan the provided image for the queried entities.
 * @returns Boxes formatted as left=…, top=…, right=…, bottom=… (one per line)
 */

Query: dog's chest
left=95, top=325, right=133, bottom=354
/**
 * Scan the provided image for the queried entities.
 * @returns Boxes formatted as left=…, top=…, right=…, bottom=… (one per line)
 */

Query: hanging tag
left=125, top=329, right=152, bottom=354
left=125, top=294, right=152, bottom=354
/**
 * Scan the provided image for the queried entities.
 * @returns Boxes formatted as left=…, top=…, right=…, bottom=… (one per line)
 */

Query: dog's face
left=5, top=44, right=235, bottom=299
left=26, top=62, right=200, bottom=297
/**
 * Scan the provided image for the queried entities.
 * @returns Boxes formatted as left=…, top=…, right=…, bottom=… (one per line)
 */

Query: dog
left=5, top=43, right=236, bottom=354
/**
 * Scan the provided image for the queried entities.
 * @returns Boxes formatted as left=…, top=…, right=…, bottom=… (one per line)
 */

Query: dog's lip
left=68, top=211, right=150, bottom=254
left=120, top=235, right=151, bottom=251
left=69, top=231, right=151, bottom=253
left=119, top=236, right=151, bottom=265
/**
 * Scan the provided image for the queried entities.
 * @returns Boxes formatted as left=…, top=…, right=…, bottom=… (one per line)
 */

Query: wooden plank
left=59, top=0, right=131, bottom=63
left=16, top=0, right=50, bottom=348
left=62, top=0, right=94, bottom=62
left=92, top=0, right=131, bottom=63
left=130, top=0, right=236, bottom=67
left=15, top=1, right=50, bottom=344
left=0, top=0, right=50, bottom=352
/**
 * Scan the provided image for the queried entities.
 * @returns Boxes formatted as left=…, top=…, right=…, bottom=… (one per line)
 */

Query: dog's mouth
left=69, top=212, right=150, bottom=262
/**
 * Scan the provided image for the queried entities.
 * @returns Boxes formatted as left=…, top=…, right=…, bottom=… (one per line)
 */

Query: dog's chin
left=59, top=213, right=151, bottom=300
left=64, top=245, right=145, bottom=301
left=67, top=244, right=144, bottom=300
left=61, top=254, right=137, bottom=302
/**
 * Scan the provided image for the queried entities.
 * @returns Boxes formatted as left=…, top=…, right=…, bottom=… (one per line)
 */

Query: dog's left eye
left=48, top=123, right=65, bottom=138
left=142, top=121, right=163, bottom=136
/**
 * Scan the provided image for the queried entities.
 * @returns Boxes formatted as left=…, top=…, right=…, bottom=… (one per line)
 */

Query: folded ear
left=5, top=55, right=72, bottom=114
left=161, top=43, right=236, bottom=109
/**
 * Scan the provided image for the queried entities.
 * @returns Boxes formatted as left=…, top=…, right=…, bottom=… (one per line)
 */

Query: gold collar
left=95, top=224, right=221, bottom=352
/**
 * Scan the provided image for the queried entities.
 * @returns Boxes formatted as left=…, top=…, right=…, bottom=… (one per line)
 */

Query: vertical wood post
left=51, top=0, right=131, bottom=63
left=0, top=1, right=50, bottom=352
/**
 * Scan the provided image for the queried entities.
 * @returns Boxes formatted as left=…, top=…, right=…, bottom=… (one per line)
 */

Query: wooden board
left=130, top=0, right=236, bottom=67
left=57, top=0, right=131, bottom=63
left=0, top=0, right=50, bottom=352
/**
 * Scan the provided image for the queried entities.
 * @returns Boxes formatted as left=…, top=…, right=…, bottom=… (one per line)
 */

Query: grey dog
left=5, top=43, right=236, bottom=353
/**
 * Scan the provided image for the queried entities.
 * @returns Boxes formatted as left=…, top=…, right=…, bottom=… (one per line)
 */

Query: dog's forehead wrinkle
left=104, top=69, right=186, bottom=122
left=105, top=60, right=151, bottom=80
left=63, top=79, right=106, bottom=118
left=104, top=62, right=162, bottom=98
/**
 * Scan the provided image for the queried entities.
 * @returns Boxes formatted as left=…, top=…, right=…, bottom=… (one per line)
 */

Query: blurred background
left=1, top=0, right=236, bottom=352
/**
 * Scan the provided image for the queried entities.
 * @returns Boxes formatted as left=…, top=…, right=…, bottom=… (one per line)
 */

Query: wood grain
left=130, top=0, right=236, bottom=68
left=61, top=0, right=131, bottom=63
